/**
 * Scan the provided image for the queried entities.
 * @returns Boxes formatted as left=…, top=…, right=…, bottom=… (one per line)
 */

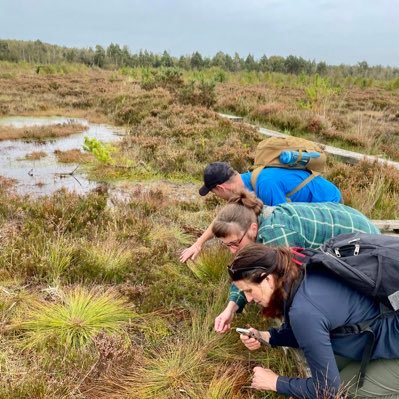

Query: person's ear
left=216, top=183, right=232, bottom=194
left=249, top=222, right=258, bottom=238
left=265, top=274, right=275, bottom=289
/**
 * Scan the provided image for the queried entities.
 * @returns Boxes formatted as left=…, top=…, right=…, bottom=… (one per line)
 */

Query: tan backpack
left=250, top=136, right=327, bottom=200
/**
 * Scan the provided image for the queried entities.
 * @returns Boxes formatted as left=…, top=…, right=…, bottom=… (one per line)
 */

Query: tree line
left=1, top=39, right=399, bottom=80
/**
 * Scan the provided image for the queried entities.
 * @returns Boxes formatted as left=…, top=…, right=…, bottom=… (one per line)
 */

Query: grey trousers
left=336, top=355, right=399, bottom=398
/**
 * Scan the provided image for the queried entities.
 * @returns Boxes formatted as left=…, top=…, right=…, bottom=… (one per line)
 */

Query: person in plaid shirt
left=212, top=189, right=380, bottom=333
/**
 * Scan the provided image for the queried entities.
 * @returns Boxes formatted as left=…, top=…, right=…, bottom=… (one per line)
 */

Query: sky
left=1, top=0, right=398, bottom=67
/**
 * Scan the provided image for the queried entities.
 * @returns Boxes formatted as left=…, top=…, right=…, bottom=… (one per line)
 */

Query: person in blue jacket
left=199, top=161, right=341, bottom=204
left=180, top=162, right=342, bottom=262
left=229, top=243, right=399, bottom=399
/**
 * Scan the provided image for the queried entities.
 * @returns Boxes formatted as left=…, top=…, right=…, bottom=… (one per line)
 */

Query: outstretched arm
left=179, top=222, right=214, bottom=263
left=214, top=301, right=239, bottom=333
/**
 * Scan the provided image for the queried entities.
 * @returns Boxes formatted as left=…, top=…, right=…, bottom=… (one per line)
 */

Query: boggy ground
left=0, top=62, right=398, bottom=398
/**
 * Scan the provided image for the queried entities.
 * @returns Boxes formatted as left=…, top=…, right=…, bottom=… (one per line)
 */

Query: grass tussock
left=188, top=243, right=233, bottom=283
left=0, top=121, right=88, bottom=141
left=22, top=151, right=47, bottom=160
left=69, top=239, right=134, bottom=283
left=54, top=148, right=93, bottom=163
left=85, top=305, right=250, bottom=399
left=14, top=286, right=133, bottom=353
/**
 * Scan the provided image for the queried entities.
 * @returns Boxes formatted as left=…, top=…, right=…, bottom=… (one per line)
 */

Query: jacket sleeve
left=276, top=302, right=340, bottom=399
left=228, top=283, right=247, bottom=312
left=268, top=322, right=299, bottom=347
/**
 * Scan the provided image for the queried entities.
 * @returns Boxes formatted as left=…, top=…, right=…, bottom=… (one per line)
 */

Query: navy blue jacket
left=269, top=269, right=399, bottom=398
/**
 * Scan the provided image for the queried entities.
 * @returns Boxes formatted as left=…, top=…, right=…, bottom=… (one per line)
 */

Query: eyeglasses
left=222, top=229, right=248, bottom=249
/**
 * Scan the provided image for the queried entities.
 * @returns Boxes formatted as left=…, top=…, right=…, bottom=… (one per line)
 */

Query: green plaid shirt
left=229, top=202, right=380, bottom=310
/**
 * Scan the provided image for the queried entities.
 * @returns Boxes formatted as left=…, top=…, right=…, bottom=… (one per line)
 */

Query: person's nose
left=245, top=293, right=253, bottom=302
left=229, top=246, right=238, bottom=254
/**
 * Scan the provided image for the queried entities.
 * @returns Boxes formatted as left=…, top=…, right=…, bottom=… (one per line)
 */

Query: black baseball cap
left=199, top=162, right=235, bottom=196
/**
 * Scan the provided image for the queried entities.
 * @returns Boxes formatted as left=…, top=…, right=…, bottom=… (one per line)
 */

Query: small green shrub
left=83, top=136, right=114, bottom=164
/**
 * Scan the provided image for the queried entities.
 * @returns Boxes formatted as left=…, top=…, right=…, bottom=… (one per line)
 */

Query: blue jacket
left=270, top=269, right=399, bottom=398
left=241, top=168, right=342, bottom=206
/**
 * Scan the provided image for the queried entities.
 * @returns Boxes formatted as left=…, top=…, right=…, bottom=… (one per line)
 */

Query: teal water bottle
left=279, top=151, right=320, bottom=166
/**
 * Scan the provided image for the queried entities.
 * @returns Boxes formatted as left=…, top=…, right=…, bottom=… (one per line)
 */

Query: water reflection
left=0, top=116, right=122, bottom=196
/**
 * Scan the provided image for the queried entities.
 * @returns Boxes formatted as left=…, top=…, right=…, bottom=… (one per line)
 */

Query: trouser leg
left=338, top=357, right=399, bottom=398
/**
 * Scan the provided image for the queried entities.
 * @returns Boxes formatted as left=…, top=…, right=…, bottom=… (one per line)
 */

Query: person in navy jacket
left=229, top=243, right=399, bottom=399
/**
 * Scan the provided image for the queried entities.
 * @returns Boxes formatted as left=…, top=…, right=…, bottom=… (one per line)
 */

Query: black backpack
left=297, top=232, right=399, bottom=387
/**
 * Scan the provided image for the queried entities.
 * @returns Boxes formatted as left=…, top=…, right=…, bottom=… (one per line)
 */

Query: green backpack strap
left=285, top=170, right=320, bottom=202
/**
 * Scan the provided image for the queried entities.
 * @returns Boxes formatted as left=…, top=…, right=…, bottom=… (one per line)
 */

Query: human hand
left=179, top=243, right=202, bottom=263
left=214, top=306, right=236, bottom=333
left=239, top=327, right=262, bottom=350
left=239, top=328, right=270, bottom=351
left=251, top=366, right=278, bottom=391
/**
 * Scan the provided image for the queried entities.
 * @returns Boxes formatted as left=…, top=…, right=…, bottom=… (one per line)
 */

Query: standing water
left=0, top=116, right=122, bottom=196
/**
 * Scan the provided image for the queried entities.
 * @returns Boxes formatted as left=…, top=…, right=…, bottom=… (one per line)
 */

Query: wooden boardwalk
left=219, top=113, right=399, bottom=171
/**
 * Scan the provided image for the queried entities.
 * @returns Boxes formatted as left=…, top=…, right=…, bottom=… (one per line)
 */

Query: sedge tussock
left=148, top=225, right=193, bottom=248
left=71, top=239, right=133, bottom=283
left=204, top=364, right=248, bottom=399
left=14, top=286, right=134, bottom=353
left=188, top=244, right=233, bottom=283
left=124, top=344, right=208, bottom=399
left=92, top=308, right=254, bottom=399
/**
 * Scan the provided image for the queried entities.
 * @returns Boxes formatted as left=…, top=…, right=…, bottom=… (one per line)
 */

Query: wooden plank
left=382, top=232, right=399, bottom=237
left=218, top=113, right=243, bottom=122
left=372, top=220, right=399, bottom=232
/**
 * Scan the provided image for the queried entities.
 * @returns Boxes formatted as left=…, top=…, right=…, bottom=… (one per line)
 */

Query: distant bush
left=140, top=67, right=184, bottom=92
left=178, top=79, right=216, bottom=108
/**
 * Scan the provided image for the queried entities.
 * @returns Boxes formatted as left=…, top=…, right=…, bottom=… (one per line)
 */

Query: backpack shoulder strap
left=250, top=166, right=264, bottom=191
left=251, top=168, right=320, bottom=200
left=285, top=170, right=320, bottom=201
left=331, top=309, right=398, bottom=388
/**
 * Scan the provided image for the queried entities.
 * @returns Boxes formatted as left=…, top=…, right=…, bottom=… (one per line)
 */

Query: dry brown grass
left=0, top=176, right=17, bottom=189
left=326, top=159, right=399, bottom=218
left=0, top=66, right=140, bottom=124
left=0, top=122, right=88, bottom=140
left=216, top=82, right=399, bottom=160
left=54, top=148, right=93, bottom=163
left=23, top=151, right=47, bottom=160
